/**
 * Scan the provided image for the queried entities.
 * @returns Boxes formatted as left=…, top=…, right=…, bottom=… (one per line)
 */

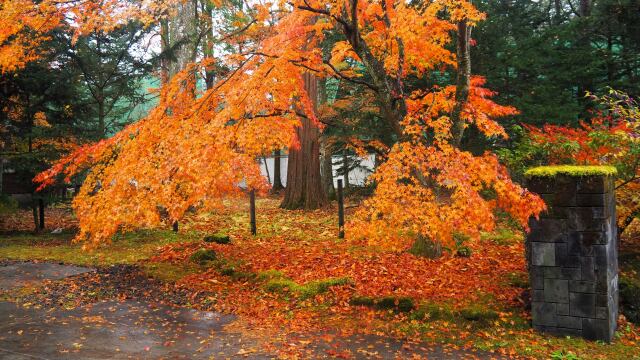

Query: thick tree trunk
left=281, top=73, right=327, bottom=209
left=451, top=20, right=471, bottom=147
left=320, top=137, right=334, bottom=198
left=168, top=0, right=198, bottom=77
left=160, top=19, right=171, bottom=84
left=271, top=149, right=284, bottom=192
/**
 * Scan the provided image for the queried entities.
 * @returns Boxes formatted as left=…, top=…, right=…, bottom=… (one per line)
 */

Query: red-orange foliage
left=34, top=0, right=545, bottom=248
left=524, top=91, right=640, bottom=236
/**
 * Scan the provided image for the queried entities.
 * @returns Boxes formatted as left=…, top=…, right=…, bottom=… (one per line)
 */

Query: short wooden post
left=249, top=189, right=256, bottom=235
left=38, top=198, right=45, bottom=230
left=337, top=179, right=344, bottom=238
left=32, top=199, right=39, bottom=232
left=172, top=221, right=179, bottom=232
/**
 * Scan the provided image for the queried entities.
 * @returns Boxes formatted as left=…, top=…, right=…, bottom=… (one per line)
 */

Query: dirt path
left=0, top=261, right=506, bottom=359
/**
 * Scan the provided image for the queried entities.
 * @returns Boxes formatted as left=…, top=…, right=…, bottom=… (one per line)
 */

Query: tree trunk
left=32, top=200, right=39, bottom=233
left=160, top=19, right=170, bottom=84
left=97, top=97, right=105, bottom=139
left=0, top=153, right=4, bottom=195
left=342, top=149, right=350, bottom=189
left=281, top=73, right=327, bottom=210
left=320, top=137, right=334, bottom=198
left=202, top=0, right=215, bottom=89
left=271, top=149, right=284, bottom=192
left=451, top=20, right=471, bottom=147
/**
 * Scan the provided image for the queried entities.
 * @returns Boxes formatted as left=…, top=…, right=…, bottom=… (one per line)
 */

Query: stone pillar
left=526, top=166, right=618, bottom=342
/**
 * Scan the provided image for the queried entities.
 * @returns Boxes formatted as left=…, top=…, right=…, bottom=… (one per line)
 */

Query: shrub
left=620, top=277, right=640, bottom=324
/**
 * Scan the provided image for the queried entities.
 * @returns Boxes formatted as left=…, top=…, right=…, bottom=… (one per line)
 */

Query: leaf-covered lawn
left=1, top=198, right=639, bottom=359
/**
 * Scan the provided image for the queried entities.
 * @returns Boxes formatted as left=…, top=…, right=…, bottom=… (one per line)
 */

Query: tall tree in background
left=68, top=23, right=153, bottom=139
left=281, top=73, right=327, bottom=209
left=473, top=0, right=640, bottom=127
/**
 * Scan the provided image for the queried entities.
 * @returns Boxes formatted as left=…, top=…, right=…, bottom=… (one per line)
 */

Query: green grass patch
left=141, top=262, right=202, bottom=282
left=257, top=269, right=286, bottom=281
left=0, top=229, right=199, bottom=267
left=505, top=271, right=529, bottom=288
left=481, top=228, right=522, bottom=245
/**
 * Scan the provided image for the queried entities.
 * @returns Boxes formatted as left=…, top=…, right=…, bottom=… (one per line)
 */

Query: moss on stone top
left=525, top=165, right=618, bottom=178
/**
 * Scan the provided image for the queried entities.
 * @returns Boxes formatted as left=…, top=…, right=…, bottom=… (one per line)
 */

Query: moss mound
left=350, top=295, right=415, bottom=312
left=260, top=270, right=351, bottom=299
left=203, top=233, right=231, bottom=244
left=189, top=248, right=216, bottom=264
left=525, top=165, right=617, bottom=178
left=409, top=302, right=498, bottom=324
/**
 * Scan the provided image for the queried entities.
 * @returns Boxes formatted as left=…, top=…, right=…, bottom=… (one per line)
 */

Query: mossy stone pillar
left=525, top=166, right=618, bottom=342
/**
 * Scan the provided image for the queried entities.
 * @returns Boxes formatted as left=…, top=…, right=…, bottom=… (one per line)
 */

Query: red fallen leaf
left=326, top=349, right=352, bottom=359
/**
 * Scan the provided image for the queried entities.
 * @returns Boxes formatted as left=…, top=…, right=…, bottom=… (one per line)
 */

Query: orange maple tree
left=0, top=0, right=175, bottom=73
left=33, top=0, right=545, bottom=249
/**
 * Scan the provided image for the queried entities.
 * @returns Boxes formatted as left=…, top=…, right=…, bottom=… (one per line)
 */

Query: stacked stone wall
left=527, top=174, right=618, bottom=341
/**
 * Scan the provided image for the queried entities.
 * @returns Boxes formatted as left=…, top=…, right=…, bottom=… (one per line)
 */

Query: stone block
left=570, top=292, right=596, bottom=318
left=583, top=318, right=613, bottom=342
left=544, top=279, right=569, bottom=303
left=536, top=325, right=583, bottom=337
left=532, top=290, right=545, bottom=302
left=567, top=211, right=607, bottom=231
left=560, top=267, right=582, bottom=280
left=532, top=302, right=557, bottom=327
left=581, top=257, right=595, bottom=281
left=574, top=232, right=607, bottom=246
left=529, top=219, right=567, bottom=242
left=595, top=307, right=608, bottom=320
left=570, top=280, right=596, bottom=293
left=595, top=294, right=608, bottom=307
left=564, top=256, right=581, bottom=268
left=555, top=176, right=577, bottom=205
left=576, top=193, right=608, bottom=207
left=557, top=303, right=570, bottom=316
left=577, top=176, right=612, bottom=194
left=532, top=243, right=556, bottom=266
left=527, top=176, right=555, bottom=194
left=530, top=272, right=544, bottom=290
left=556, top=243, right=567, bottom=262
left=544, top=267, right=562, bottom=279
left=557, top=315, right=583, bottom=329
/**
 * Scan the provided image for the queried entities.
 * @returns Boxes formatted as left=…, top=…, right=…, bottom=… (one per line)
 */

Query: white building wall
left=257, top=154, right=375, bottom=187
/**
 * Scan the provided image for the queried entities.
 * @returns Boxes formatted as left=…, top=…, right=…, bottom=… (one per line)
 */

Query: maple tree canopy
left=20, top=0, right=545, bottom=249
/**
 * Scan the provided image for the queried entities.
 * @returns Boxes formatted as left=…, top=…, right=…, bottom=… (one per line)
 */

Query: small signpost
left=337, top=179, right=344, bottom=239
